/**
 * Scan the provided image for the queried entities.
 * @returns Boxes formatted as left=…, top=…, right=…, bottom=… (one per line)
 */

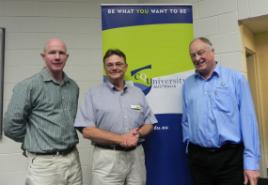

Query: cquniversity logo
left=130, top=65, right=152, bottom=95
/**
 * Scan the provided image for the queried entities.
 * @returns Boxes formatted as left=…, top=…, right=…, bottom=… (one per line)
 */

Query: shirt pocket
left=129, top=106, right=145, bottom=128
left=214, top=86, right=236, bottom=113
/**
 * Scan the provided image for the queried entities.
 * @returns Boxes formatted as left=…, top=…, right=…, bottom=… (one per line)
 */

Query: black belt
left=188, top=142, right=243, bottom=153
left=29, top=146, right=75, bottom=156
left=94, top=143, right=140, bottom=151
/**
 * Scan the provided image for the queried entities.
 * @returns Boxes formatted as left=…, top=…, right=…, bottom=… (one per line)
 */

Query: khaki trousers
left=25, top=148, right=82, bottom=185
left=91, top=145, right=146, bottom=185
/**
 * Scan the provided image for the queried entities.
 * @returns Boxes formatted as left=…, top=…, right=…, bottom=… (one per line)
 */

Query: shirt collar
left=104, top=77, right=128, bottom=92
left=41, top=67, right=70, bottom=84
left=194, top=62, right=220, bottom=80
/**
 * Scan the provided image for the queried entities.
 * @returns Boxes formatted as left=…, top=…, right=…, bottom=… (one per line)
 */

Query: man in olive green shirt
left=4, top=38, right=82, bottom=185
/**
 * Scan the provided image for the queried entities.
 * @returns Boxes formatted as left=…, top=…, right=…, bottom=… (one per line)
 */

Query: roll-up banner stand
left=101, top=4, right=193, bottom=185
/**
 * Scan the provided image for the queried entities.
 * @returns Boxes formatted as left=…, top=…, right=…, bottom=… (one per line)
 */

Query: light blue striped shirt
left=74, top=80, right=157, bottom=134
left=182, top=65, right=260, bottom=170
left=4, top=68, right=79, bottom=153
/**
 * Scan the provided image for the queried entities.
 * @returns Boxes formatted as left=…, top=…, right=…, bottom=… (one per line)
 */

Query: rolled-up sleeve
left=4, top=82, right=31, bottom=142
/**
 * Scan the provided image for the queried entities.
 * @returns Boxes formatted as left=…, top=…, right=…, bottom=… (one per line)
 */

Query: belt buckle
left=55, top=146, right=74, bottom=156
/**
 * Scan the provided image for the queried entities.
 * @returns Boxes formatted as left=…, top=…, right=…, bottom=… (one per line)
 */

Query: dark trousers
left=188, top=143, right=244, bottom=185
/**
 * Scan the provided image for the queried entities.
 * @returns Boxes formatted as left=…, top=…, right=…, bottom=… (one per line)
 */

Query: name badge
left=130, top=104, right=142, bottom=110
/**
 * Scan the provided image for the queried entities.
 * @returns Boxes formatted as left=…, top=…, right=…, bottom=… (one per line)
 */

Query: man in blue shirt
left=74, top=49, right=157, bottom=185
left=182, top=37, right=260, bottom=185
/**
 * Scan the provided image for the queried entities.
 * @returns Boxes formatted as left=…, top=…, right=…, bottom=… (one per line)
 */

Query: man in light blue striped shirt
left=4, top=38, right=82, bottom=185
left=182, top=37, right=260, bottom=185
left=74, top=49, right=157, bottom=185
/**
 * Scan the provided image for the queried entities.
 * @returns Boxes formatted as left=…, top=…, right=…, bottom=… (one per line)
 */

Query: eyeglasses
left=105, top=62, right=126, bottom=69
left=190, top=48, right=212, bottom=58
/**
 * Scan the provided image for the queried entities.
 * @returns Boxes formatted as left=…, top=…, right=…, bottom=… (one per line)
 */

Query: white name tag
left=130, top=104, right=142, bottom=110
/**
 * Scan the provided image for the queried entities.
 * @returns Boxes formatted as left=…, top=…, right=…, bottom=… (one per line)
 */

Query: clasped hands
left=120, top=128, right=140, bottom=148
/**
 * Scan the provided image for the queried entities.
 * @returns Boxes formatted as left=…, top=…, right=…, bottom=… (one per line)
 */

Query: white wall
left=0, top=0, right=137, bottom=185
left=1, top=0, right=268, bottom=185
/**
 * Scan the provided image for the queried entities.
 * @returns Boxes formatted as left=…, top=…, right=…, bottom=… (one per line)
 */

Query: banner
left=101, top=4, right=193, bottom=185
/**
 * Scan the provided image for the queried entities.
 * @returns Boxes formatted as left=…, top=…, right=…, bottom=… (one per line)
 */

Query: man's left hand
left=244, top=170, right=260, bottom=185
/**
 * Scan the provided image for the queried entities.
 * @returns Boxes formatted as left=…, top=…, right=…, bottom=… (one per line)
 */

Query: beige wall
left=255, top=32, right=268, bottom=168
left=240, top=23, right=268, bottom=174
left=0, top=1, right=137, bottom=184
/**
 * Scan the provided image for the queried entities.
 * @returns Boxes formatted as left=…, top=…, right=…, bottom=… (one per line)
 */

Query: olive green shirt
left=4, top=68, right=79, bottom=153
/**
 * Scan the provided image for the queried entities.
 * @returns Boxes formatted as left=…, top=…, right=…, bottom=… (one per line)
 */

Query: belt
left=188, top=142, right=243, bottom=153
left=29, top=146, right=75, bottom=156
left=94, top=143, right=140, bottom=151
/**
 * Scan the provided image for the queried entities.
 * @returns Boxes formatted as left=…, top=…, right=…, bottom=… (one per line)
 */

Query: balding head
left=43, top=38, right=67, bottom=53
left=41, top=38, right=69, bottom=81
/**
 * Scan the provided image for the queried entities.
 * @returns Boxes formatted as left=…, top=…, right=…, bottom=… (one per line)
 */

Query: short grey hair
left=190, top=37, right=213, bottom=48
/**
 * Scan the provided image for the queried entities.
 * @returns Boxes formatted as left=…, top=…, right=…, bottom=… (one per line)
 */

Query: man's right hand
left=121, top=128, right=139, bottom=148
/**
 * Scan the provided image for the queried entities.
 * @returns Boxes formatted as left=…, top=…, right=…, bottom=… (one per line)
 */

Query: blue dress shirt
left=182, top=65, right=260, bottom=170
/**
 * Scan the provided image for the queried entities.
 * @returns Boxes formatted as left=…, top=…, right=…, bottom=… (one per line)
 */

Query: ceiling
left=240, top=14, right=268, bottom=34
